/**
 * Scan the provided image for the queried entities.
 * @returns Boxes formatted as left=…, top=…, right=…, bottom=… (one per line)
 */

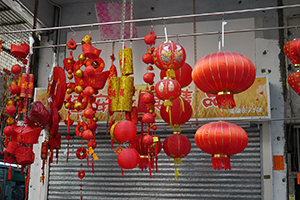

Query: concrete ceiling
left=50, top=0, right=114, bottom=6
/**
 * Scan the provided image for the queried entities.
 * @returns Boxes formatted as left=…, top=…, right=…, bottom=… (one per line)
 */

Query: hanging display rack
left=0, top=4, right=298, bottom=49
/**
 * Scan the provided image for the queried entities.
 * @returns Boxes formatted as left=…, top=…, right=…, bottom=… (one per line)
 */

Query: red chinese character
left=154, top=96, right=163, bottom=111
left=95, top=93, right=109, bottom=113
left=202, top=93, right=218, bottom=108
left=181, top=88, right=193, bottom=104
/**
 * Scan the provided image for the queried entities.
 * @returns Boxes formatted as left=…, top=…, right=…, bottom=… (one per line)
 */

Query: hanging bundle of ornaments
left=284, top=38, right=300, bottom=95
left=3, top=37, right=49, bottom=200
left=62, top=34, right=109, bottom=199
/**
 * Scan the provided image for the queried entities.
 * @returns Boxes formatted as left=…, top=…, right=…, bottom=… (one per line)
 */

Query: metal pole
left=0, top=4, right=300, bottom=35
left=32, top=24, right=300, bottom=49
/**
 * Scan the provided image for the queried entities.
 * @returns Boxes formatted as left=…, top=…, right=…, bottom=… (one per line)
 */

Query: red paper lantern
left=160, top=62, right=193, bottom=88
left=163, top=133, right=191, bottom=162
left=284, top=38, right=300, bottom=67
left=11, top=64, right=22, bottom=75
left=15, top=147, right=35, bottom=166
left=287, top=70, right=300, bottom=96
left=117, top=148, right=140, bottom=169
left=11, top=41, right=29, bottom=58
left=194, top=121, right=248, bottom=170
left=130, top=134, right=162, bottom=156
left=82, top=129, right=94, bottom=141
left=153, top=41, right=186, bottom=71
left=192, top=51, right=256, bottom=109
left=114, top=120, right=137, bottom=142
left=160, top=97, right=192, bottom=126
left=155, top=78, right=181, bottom=106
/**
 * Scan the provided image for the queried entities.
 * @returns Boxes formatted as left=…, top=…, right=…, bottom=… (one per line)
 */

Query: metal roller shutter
left=47, top=125, right=262, bottom=200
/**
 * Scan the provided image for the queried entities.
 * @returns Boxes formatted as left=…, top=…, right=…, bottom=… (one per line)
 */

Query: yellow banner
left=34, top=77, right=269, bottom=122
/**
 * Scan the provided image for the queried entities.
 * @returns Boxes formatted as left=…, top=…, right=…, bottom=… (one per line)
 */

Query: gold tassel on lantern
left=118, top=76, right=134, bottom=112
left=118, top=48, right=133, bottom=76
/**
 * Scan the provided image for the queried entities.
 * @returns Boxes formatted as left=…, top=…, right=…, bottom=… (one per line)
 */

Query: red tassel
left=120, top=167, right=124, bottom=175
left=66, top=146, right=69, bottom=163
left=148, top=156, right=152, bottom=178
left=155, top=156, right=158, bottom=172
left=87, top=154, right=89, bottom=167
left=21, top=166, right=24, bottom=174
left=111, top=138, right=113, bottom=150
left=92, top=158, right=94, bottom=174
left=56, top=149, right=59, bottom=164
left=216, top=93, right=236, bottom=109
left=4, top=151, right=7, bottom=163
left=8, top=165, right=12, bottom=180
left=211, top=156, right=231, bottom=170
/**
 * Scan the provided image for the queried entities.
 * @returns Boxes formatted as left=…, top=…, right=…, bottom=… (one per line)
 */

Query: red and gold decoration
left=192, top=51, right=256, bottom=109
left=287, top=70, right=300, bottom=96
left=284, top=38, right=300, bottom=67
left=155, top=78, right=181, bottom=106
left=194, top=121, right=248, bottom=170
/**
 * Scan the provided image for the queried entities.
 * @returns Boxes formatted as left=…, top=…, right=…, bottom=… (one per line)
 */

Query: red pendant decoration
left=192, top=51, right=256, bottom=109
left=160, top=62, right=193, bottom=88
left=153, top=41, right=186, bottom=71
left=284, top=38, right=300, bottom=67
left=287, top=70, right=300, bottom=96
left=194, top=121, right=248, bottom=170
left=155, top=77, right=181, bottom=106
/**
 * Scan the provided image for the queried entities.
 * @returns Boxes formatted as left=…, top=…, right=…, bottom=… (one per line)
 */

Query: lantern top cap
left=163, top=41, right=173, bottom=44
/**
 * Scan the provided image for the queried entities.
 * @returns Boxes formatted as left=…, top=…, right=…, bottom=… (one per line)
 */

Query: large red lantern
left=163, top=133, right=191, bottom=163
left=287, top=70, right=300, bottom=96
left=160, top=96, right=192, bottom=126
left=114, top=120, right=137, bottom=142
left=117, top=148, right=140, bottom=175
left=192, top=51, right=256, bottom=109
left=160, top=62, right=193, bottom=88
left=155, top=77, right=181, bottom=106
left=194, top=121, right=248, bottom=170
left=284, top=38, right=300, bottom=67
left=153, top=41, right=186, bottom=71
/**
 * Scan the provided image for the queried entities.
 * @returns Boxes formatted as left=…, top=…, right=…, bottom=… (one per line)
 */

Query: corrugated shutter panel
left=48, top=125, right=262, bottom=200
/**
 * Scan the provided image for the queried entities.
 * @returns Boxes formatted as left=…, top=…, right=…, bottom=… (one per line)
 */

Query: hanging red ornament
left=142, top=113, right=154, bottom=124
left=85, top=65, right=95, bottom=76
left=83, top=107, right=95, bottom=119
left=6, top=105, right=17, bottom=115
left=194, top=121, right=248, bottom=170
left=11, top=41, right=30, bottom=58
left=142, top=134, right=153, bottom=146
left=117, top=148, right=140, bottom=171
left=287, top=70, right=300, bottom=96
left=114, top=120, right=137, bottom=142
left=11, top=64, right=22, bottom=75
left=142, top=53, right=153, bottom=64
left=87, top=120, right=97, bottom=131
left=27, top=101, right=51, bottom=128
left=67, top=37, right=77, bottom=50
left=155, top=77, right=181, bottom=106
left=76, top=147, right=87, bottom=160
left=9, top=84, right=20, bottom=95
left=153, top=41, right=186, bottom=71
left=78, top=170, right=85, bottom=179
left=160, top=96, right=192, bottom=126
left=83, top=86, right=95, bottom=97
left=4, top=126, right=15, bottom=138
left=144, top=34, right=156, bottom=45
left=15, top=147, right=35, bottom=166
left=284, top=38, right=300, bottom=67
left=143, top=72, right=155, bottom=85
left=192, top=51, right=256, bottom=109
left=87, top=140, right=97, bottom=149
left=142, top=92, right=154, bottom=104
left=82, top=129, right=94, bottom=141
left=160, top=62, right=193, bottom=88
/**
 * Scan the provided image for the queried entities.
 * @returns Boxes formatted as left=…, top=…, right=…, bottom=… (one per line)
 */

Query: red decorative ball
left=142, top=134, right=153, bottom=146
left=114, top=120, right=137, bottom=142
left=85, top=65, right=95, bottom=76
left=142, top=53, right=153, bottom=64
left=117, top=148, right=140, bottom=169
left=155, top=78, right=181, bottom=104
left=142, top=92, right=154, bottom=104
left=129, top=134, right=162, bottom=156
left=88, top=120, right=97, bottom=131
left=6, top=105, right=17, bottom=115
left=84, top=108, right=95, bottom=119
left=160, top=97, right=192, bottom=125
left=144, top=34, right=156, bottom=45
left=22, top=59, right=28, bottom=65
left=9, top=84, right=20, bottom=95
left=143, top=72, right=155, bottom=85
left=11, top=64, right=22, bottom=75
left=163, top=133, right=191, bottom=159
left=160, top=62, right=193, bottom=88
left=82, top=129, right=94, bottom=141
left=87, top=140, right=97, bottom=149
left=4, top=126, right=15, bottom=137
left=153, top=41, right=186, bottom=71
left=83, top=86, right=94, bottom=97
left=152, top=125, right=157, bottom=130
left=65, top=135, right=72, bottom=140
left=142, top=113, right=154, bottom=124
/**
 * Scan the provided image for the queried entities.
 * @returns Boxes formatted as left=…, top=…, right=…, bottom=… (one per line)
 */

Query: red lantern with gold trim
left=287, top=70, right=300, bottom=96
left=192, top=51, right=256, bottom=109
left=194, top=121, right=248, bottom=170
left=284, top=38, right=300, bottom=67
left=155, top=77, right=181, bottom=106
left=153, top=41, right=186, bottom=71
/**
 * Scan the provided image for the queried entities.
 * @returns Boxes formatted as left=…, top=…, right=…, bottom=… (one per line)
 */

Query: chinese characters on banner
left=34, top=77, right=270, bottom=122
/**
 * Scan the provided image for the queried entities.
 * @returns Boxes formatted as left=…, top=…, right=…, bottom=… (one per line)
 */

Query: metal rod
left=1, top=4, right=300, bottom=35
left=33, top=24, right=300, bottom=49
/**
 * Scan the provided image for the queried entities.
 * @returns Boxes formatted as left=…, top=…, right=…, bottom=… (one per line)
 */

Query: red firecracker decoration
left=284, top=38, right=300, bottom=67
left=153, top=41, right=186, bottom=71
left=155, top=77, right=181, bottom=106
left=287, top=70, right=300, bottom=96
left=194, top=121, right=248, bottom=170
left=192, top=51, right=256, bottom=109
left=117, top=148, right=140, bottom=175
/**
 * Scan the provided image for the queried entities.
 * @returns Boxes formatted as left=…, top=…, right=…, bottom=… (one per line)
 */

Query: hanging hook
left=221, top=20, right=227, bottom=51
left=176, top=34, right=179, bottom=43
left=218, top=31, right=221, bottom=52
left=70, top=26, right=76, bottom=37
left=151, top=19, right=154, bottom=28
left=293, top=26, right=298, bottom=39
left=164, top=21, right=168, bottom=42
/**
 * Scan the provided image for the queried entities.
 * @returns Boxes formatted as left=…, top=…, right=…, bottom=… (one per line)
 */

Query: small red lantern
left=153, top=41, right=186, bottom=71
left=114, top=120, right=137, bottom=142
left=117, top=148, right=140, bottom=174
left=83, top=86, right=95, bottom=97
left=142, top=92, right=154, bottom=104
left=11, top=64, right=22, bottom=75
left=160, top=97, right=192, bottom=126
left=194, top=121, right=248, bottom=170
left=82, top=129, right=94, bottom=141
left=15, top=147, right=35, bottom=166
left=84, top=107, right=95, bottom=119
left=287, top=70, right=300, bottom=96
left=160, top=62, right=193, bottom=88
left=163, top=133, right=191, bottom=163
left=4, top=126, right=15, bottom=137
left=284, top=38, right=300, bottom=67
left=142, top=53, right=153, bottom=64
left=143, top=72, right=155, bottom=85
left=155, top=77, right=181, bottom=106
left=6, top=105, right=17, bottom=116
left=11, top=41, right=30, bottom=58
left=88, top=140, right=97, bottom=149
left=142, top=113, right=154, bottom=124
left=9, top=85, right=20, bottom=95
left=192, top=51, right=256, bottom=109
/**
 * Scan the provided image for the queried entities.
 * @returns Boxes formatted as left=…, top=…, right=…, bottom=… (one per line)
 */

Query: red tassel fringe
left=8, top=165, right=12, bottom=180
left=216, top=93, right=236, bottom=109
left=92, top=158, right=94, bottom=174
left=211, top=156, right=231, bottom=170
